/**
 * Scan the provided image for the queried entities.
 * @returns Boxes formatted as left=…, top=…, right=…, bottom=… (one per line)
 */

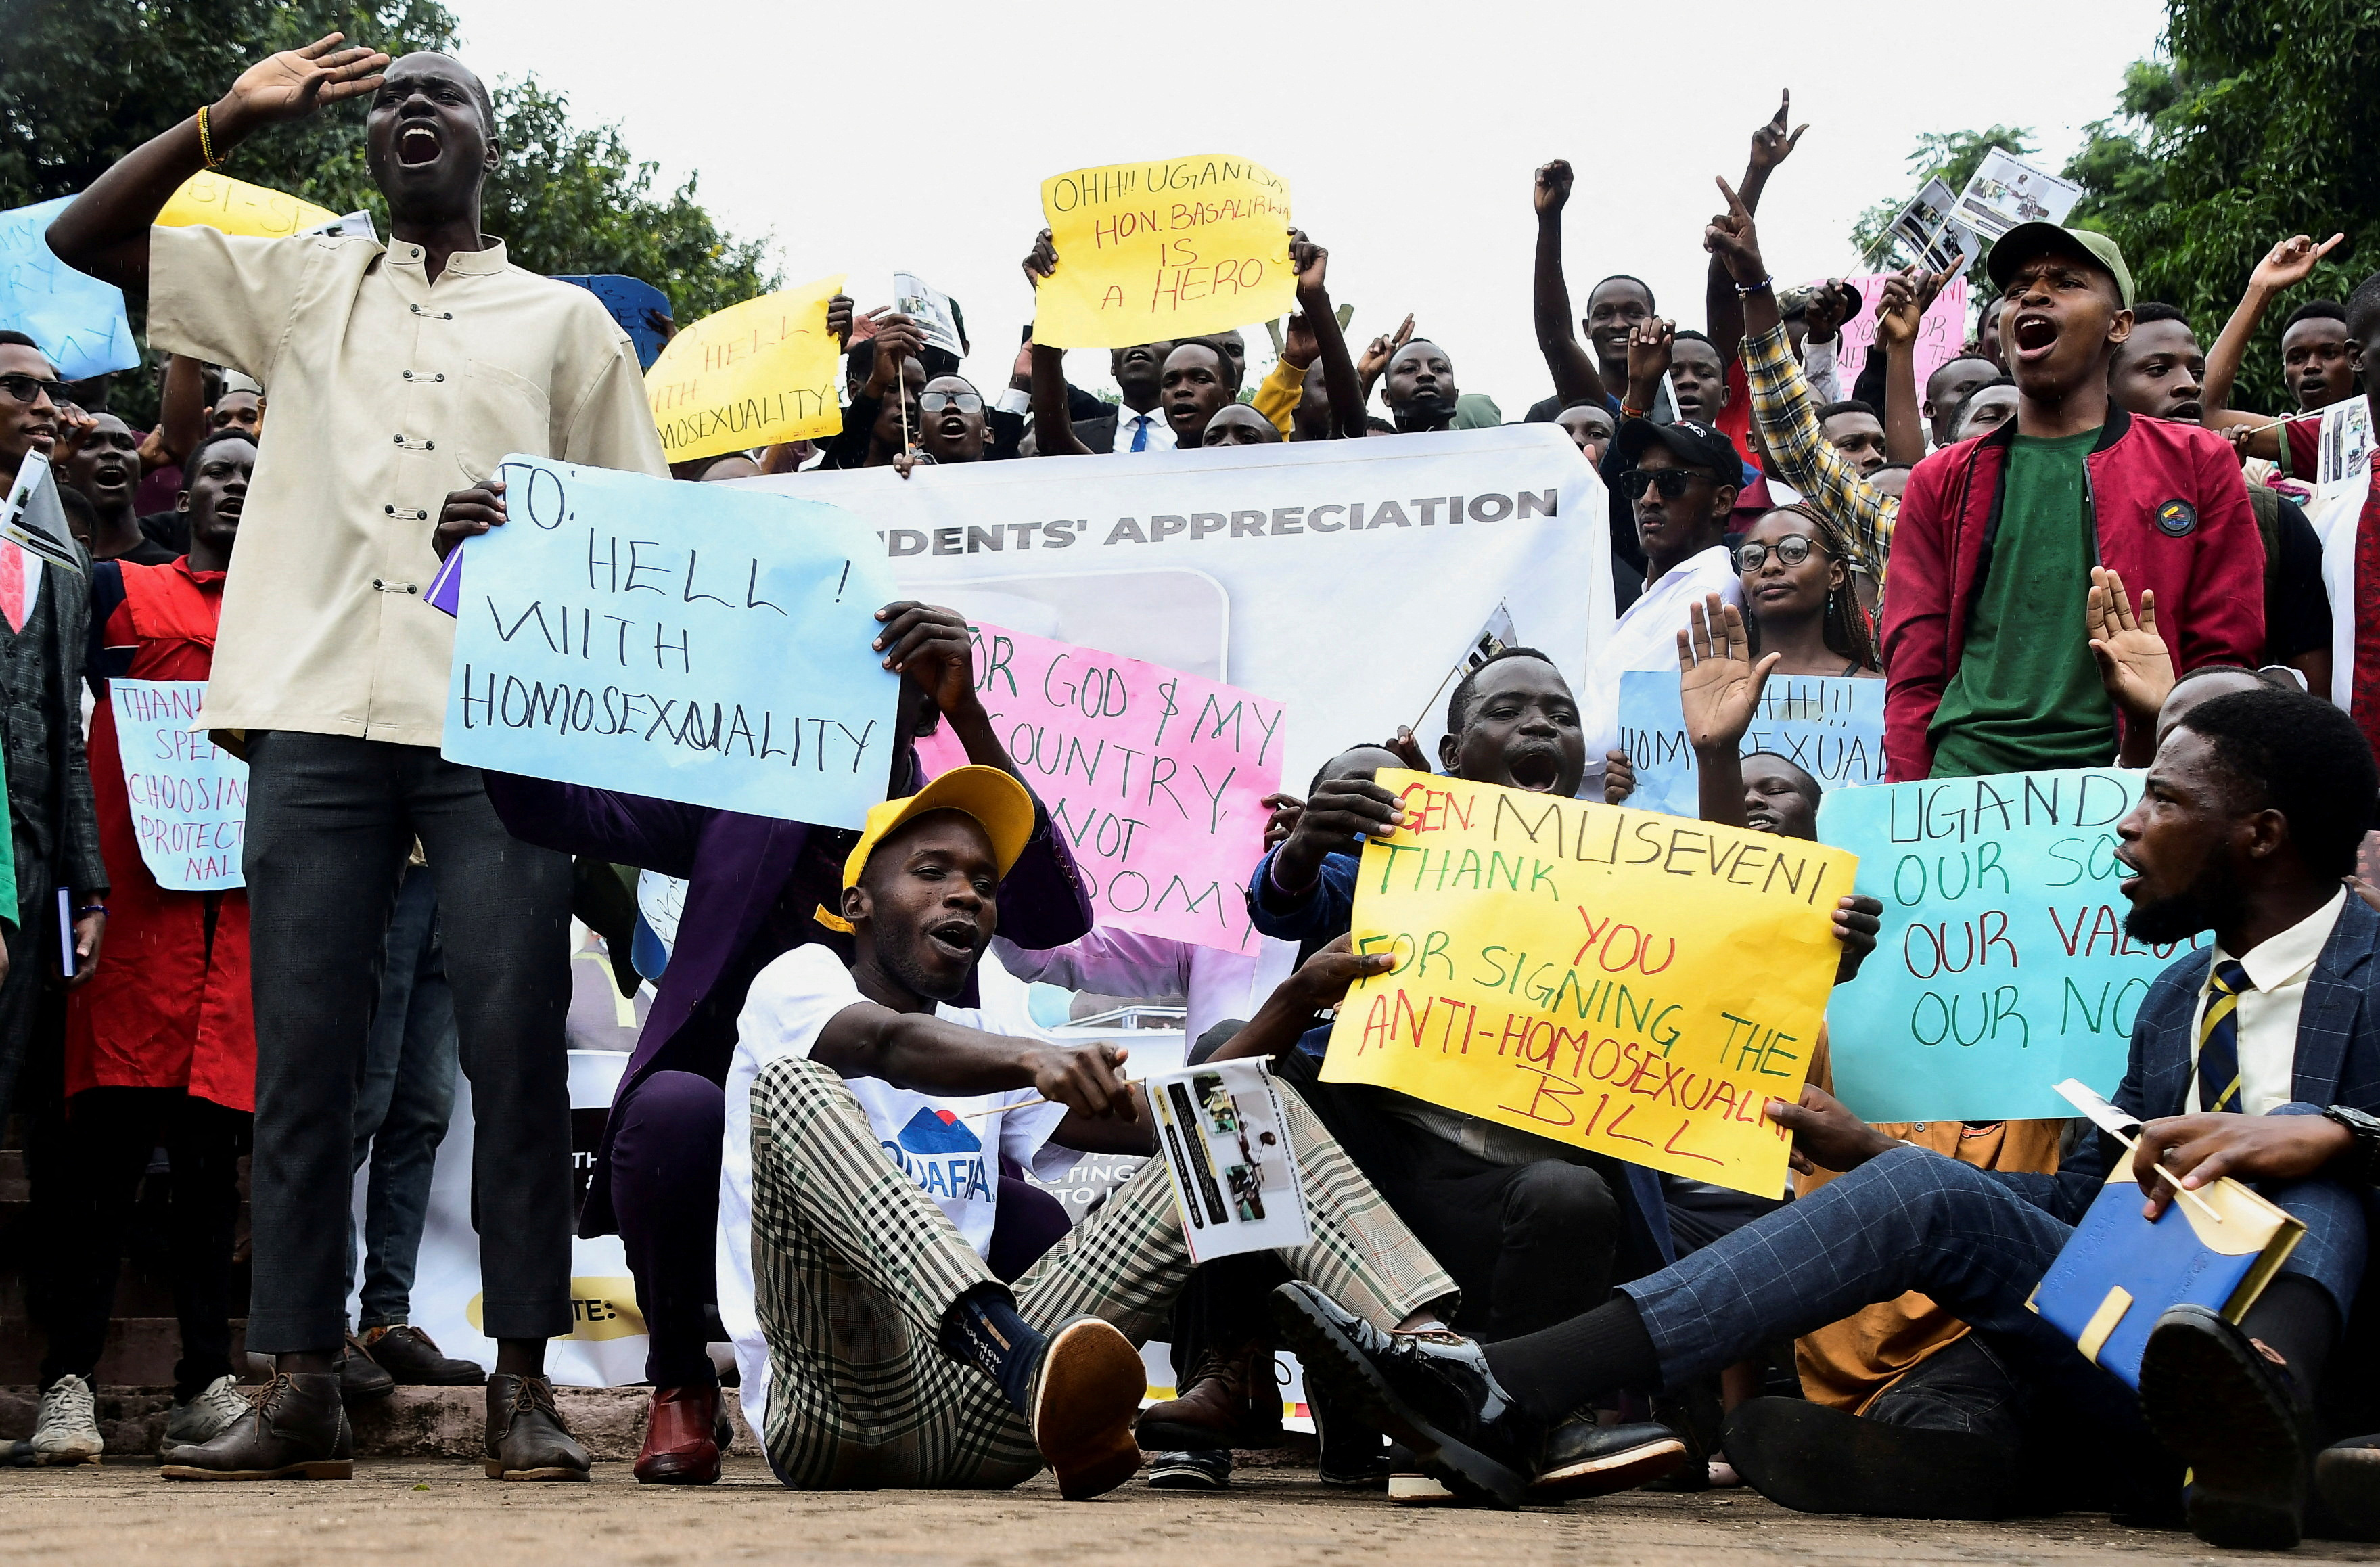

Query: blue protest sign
left=1817, top=767, right=2203, bottom=1122
left=554, top=275, right=674, bottom=370
left=441, top=456, right=901, bottom=829
left=108, top=679, right=247, bottom=891
left=1618, top=670, right=1885, bottom=816
left=0, top=197, right=139, bottom=380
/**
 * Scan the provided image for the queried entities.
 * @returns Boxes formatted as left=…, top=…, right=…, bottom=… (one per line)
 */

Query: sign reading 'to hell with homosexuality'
left=1322, top=771, right=1856, bottom=1197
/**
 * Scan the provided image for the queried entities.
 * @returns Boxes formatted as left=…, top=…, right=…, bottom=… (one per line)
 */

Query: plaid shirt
left=1741, top=322, right=1898, bottom=578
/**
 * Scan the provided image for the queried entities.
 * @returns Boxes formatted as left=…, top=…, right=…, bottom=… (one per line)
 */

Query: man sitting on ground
left=719, top=765, right=1471, bottom=1499
left=1275, top=687, right=2380, bottom=1550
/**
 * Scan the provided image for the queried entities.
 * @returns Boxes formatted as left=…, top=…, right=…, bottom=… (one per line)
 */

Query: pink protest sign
left=916, top=622, right=1285, bottom=953
left=1825, top=273, right=1971, bottom=398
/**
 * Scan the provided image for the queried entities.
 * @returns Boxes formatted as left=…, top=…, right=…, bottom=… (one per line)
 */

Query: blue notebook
left=2030, top=1165, right=2304, bottom=1388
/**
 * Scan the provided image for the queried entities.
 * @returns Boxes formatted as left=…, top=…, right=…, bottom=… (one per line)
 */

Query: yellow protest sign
left=156, top=172, right=338, bottom=239
left=645, top=274, right=846, bottom=463
left=1321, top=771, right=1858, bottom=1197
left=1034, top=154, right=1294, bottom=350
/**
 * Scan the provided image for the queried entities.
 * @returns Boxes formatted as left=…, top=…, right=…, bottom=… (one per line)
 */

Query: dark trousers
left=30, top=1087, right=248, bottom=1399
left=346, top=862, right=459, bottom=1330
left=243, top=733, right=574, bottom=1352
left=1624, top=1143, right=2368, bottom=1434
left=609, top=1069, right=723, bottom=1388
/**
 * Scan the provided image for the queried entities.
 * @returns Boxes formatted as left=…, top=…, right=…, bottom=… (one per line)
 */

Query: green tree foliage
left=2064, top=4, right=2380, bottom=413
left=480, top=79, right=773, bottom=323
left=1851, top=125, right=2039, bottom=268
left=2, top=0, right=773, bottom=416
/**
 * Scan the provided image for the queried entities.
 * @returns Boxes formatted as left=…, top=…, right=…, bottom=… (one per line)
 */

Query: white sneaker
left=164, top=1376, right=248, bottom=1447
left=28, top=1373, right=103, bottom=1465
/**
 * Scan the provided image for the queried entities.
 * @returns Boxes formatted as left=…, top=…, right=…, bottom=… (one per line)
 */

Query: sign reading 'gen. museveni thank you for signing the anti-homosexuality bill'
left=439, top=455, right=900, bottom=830
left=1818, top=767, right=2201, bottom=1124
left=1322, top=771, right=1856, bottom=1198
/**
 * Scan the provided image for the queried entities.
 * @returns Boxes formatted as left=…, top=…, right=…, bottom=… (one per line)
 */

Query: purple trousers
left=608, top=1069, right=1074, bottom=1388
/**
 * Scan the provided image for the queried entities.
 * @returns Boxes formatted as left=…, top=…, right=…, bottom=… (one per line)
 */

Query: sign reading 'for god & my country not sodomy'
left=1322, top=771, right=1856, bottom=1197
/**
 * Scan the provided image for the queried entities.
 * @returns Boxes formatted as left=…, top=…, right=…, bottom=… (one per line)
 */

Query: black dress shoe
left=2317, top=1434, right=2380, bottom=1539
left=1145, top=1449, right=1232, bottom=1490
left=1722, top=1397, right=2023, bottom=1518
left=1312, top=1390, right=1392, bottom=1489
left=485, top=1374, right=592, bottom=1481
left=336, top=1334, right=395, bottom=1406
left=2139, top=1304, right=2308, bottom=1550
left=1531, top=1417, right=1687, bottom=1500
left=1268, top=1282, right=1540, bottom=1507
left=362, top=1325, right=486, bottom=1386
left=160, top=1372, right=352, bottom=1480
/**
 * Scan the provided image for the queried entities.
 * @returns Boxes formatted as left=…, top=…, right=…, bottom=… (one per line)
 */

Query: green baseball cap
left=1986, top=223, right=2135, bottom=309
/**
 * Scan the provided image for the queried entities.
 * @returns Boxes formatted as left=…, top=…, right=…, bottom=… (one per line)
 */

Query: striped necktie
left=2196, top=959, right=2254, bottom=1112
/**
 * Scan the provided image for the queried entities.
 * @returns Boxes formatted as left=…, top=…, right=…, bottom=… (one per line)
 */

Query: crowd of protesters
left=0, top=30, right=2377, bottom=1555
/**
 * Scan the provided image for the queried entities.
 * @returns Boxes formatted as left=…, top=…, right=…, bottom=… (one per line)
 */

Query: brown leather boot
left=633, top=1384, right=731, bottom=1485
left=485, top=1373, right=592, bottom=1481
left=1135, top=1337, right=1283, bottom=1451
left=159, top=1372, right=352, bottom=1480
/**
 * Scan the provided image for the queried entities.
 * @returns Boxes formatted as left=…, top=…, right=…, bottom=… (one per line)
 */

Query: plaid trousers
left=748, top=1055, right=1454, bottom=1489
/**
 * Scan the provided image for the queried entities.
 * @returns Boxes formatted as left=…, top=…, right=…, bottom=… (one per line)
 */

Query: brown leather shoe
left=361, top=1325, right=486, bottom=1386
left=633, top=1384, right=733, bottom=1485
left=1136, top=1336, right=1283, bottom=1451
left=1033, top=1318, right=1146, bottom=1501
left=160, top=1372, right=352, bottom=1480
left=337, top=1334, right=396, bottom=1406
left=485, top=1373, right=592, bottom=1481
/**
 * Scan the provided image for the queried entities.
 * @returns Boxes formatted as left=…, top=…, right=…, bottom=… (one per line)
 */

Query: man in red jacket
left=1877, top=223, right=2265, bottom=779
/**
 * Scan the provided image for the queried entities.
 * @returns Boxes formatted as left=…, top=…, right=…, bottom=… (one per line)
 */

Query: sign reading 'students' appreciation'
left=440, top=455, right=900, bottom=829
left=1322, top=771, right=1855, bottom=1197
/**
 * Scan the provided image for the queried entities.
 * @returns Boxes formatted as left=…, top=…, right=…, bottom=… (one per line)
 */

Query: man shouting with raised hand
left=49, top=34, right=670, bottom=1482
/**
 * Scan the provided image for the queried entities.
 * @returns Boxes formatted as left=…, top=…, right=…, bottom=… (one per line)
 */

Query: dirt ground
left=5, top=1457, right=2380, bottom=1566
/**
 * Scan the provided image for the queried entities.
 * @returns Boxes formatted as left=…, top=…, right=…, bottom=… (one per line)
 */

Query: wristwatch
left=2321, top=1104, right=2380, bottom=1185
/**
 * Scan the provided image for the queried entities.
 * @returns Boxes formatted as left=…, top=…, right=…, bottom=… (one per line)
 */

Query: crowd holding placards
left=10, top=30, right=2380, bottom=1553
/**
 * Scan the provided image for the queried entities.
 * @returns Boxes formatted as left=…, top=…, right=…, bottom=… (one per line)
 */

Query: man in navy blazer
left=484, top=604, right=1095, bottom=1486
left=1267, top=687, right=2380, bottom=1545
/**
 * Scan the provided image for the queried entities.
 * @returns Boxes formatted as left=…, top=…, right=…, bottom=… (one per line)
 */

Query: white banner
left=359, top=1049, right=649, bottom=1387
left=747, top=427, right=1613, bottom=798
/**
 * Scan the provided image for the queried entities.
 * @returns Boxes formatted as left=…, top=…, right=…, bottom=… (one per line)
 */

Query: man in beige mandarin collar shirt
left=49, top=35, right=666, bottom=1485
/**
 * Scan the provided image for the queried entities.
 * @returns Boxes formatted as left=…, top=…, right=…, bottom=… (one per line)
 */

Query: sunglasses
left=1619, top=467, right=1712, bottom=500
left=918, top=392, right=981, bottom=415
left=1735, top=535, right=1825, bottom=572
left=0, top=374, right=71, bottom=407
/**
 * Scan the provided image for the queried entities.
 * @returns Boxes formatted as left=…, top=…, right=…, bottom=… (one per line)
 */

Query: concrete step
left=0, top=1384, right=763, bottom=1463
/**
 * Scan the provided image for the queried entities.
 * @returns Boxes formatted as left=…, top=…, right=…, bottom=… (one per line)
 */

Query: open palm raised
left=1677, top=593, right=1779, bottom=754
left=225, top=33, right=390, bottom=130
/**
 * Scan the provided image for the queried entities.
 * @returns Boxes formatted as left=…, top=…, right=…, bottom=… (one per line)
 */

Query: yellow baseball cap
left=813, top=765, right=1036, bottom=934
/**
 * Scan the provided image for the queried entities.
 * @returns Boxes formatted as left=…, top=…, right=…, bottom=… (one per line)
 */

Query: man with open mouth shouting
left=49, top=34, right=670, bottom=1484
left=1843, top=210, right=2268, bottom=783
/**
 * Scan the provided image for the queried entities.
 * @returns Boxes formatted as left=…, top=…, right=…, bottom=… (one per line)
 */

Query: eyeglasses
left=1619, top=468, right=1712, bottom=500
left=0, top=374, right=71, bottom=407
left=1735, top=535, right=1825, bottom=573
left=918, top=392, right=981, bottom=415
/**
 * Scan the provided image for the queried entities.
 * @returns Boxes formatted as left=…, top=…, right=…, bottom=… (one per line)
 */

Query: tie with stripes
left=2196, top=959, right=2254, bottom=1112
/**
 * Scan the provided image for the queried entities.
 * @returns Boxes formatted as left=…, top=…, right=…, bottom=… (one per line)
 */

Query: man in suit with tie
left=1267, top=685, right=2380, bottom=1547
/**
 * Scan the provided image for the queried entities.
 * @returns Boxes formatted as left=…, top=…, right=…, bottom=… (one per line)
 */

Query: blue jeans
left=1622, top=1141, right=2369, bottom=1434
left=346, top=862, right=460, bottom=1331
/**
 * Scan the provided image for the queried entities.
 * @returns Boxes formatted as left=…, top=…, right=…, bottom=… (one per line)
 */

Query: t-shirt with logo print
left=718, top=943, right=1074, bottom=1436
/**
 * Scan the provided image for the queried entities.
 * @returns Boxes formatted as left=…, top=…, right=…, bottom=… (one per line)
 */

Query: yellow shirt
left=147, top=224, right=669, bottom=748
left=1251, top=356, right=1304, bottom=437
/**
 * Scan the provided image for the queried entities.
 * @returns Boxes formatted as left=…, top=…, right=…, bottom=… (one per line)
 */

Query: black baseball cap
left=1614, top=417, right=1743, bottom=479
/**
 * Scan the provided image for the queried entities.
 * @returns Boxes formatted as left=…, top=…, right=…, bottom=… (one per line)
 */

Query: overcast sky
left=451, top=0, right=2169, bottom=415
